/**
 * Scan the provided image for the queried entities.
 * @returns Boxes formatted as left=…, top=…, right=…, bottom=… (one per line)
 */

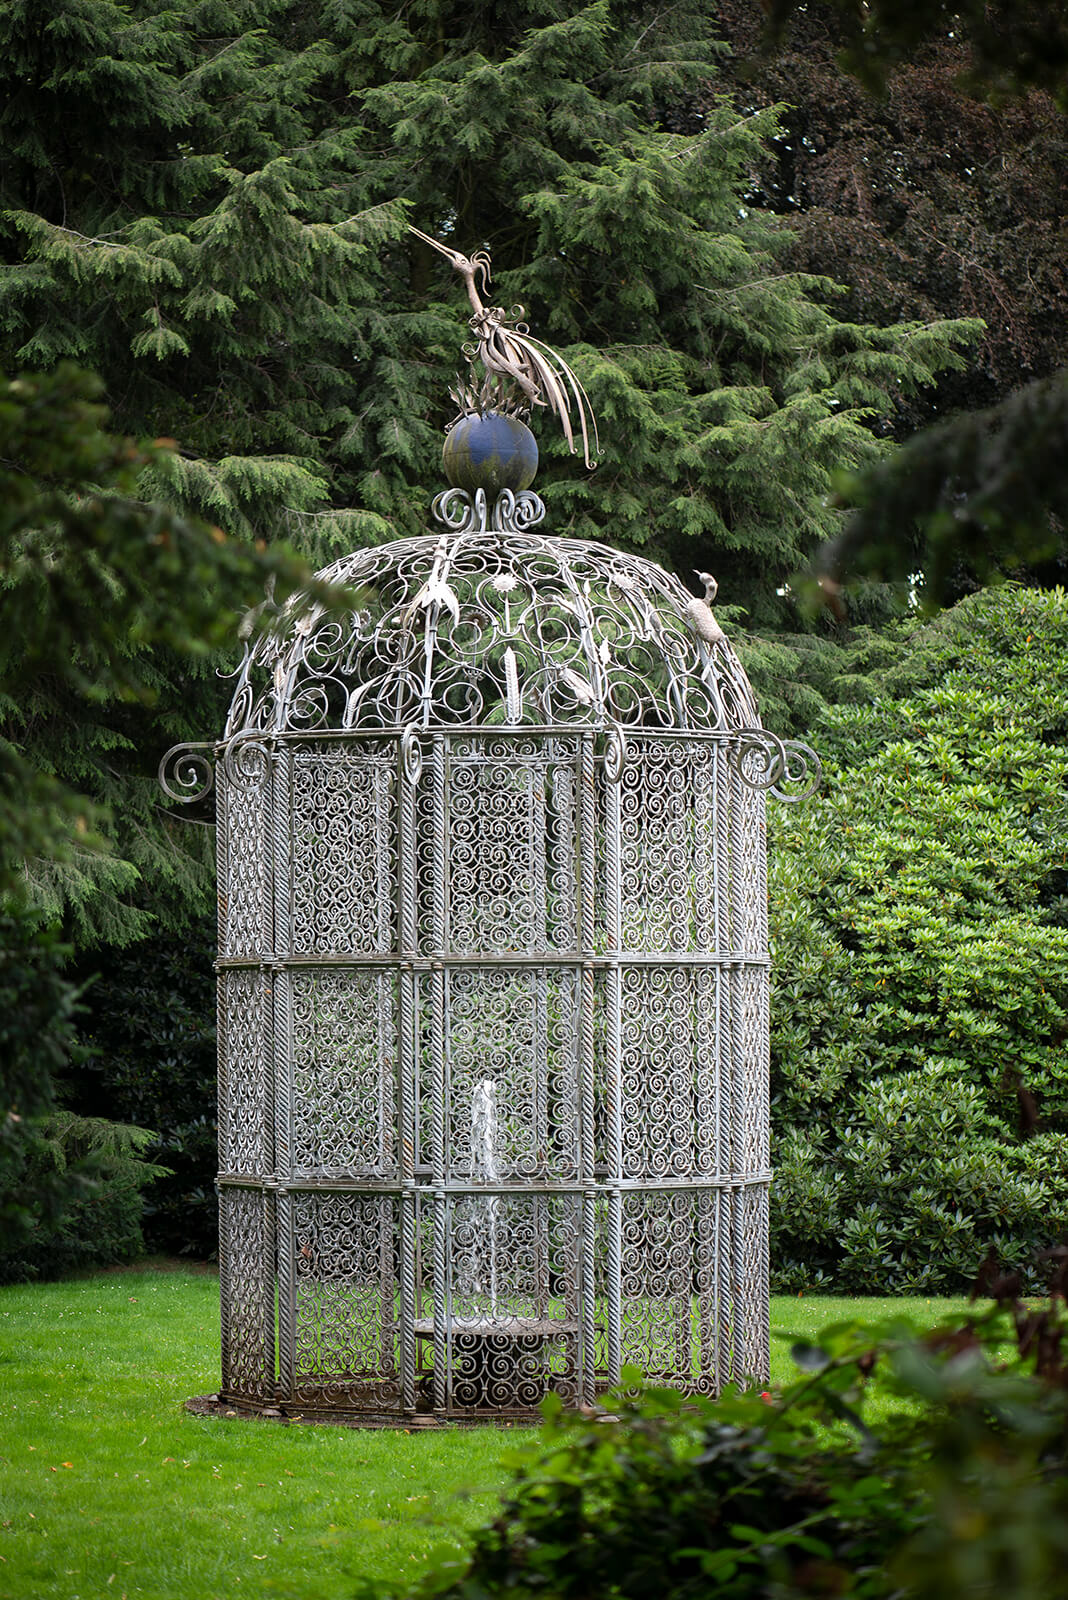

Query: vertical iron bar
left=398, top=731, right=420, bottom=1414
left=755, top=788, right=771, bottom=1384
left=604, top=739, right=623, bottom=1387
left=273, top=968, right=294, bottom=1398
left=607, top=1189, right=623, bottom=1386
left=400, top=1193, right=416, bottom=1411
left=218, top=1188, right=232, bottom=1396
left=430, top=737, right=449, bottom=1413
left=271, top=745, right=291, bottom=1397
left=578, top=735, right=597, bottom=1400
left=727, top=753, right=750, bottom=1387
left=262, top=1187, right=276, bottom=1403
left=533, top=763, right=551, bottom=1322
left=715, top=750, right=733, bottom=1393
left=434, top=1191, right=448, bottom=1413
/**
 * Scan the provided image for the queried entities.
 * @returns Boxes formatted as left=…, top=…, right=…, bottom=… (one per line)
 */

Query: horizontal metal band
left=212, top=725, right=746, bottom=751
left=215, top=950, right=770, bottom=971
left=217, top=1173, right=773, bottom=1195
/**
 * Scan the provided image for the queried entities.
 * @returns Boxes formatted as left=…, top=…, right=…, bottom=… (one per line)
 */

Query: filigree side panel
left=218, top=968, right=270, bottom=1175
left=610, top=1190, right=716, bottom=1392
left=616, top=739, right=717, bottom=953
left=220, top=1186, right=274, bottom=1401
left=444, top=1193, right=582, bottom=1410
left=291, top=1191, right=402, bottom=1411
left=444, top=967, right=581, bottom=1182
left=617, top=967, right=719, bottom=1182
left=219, top=769, right=268, bottom=960
left=442, top=735, right=579, bottom=957
left=289, top=742, right=396, bottom=955
left=288, top=970, right=399, bottom=1178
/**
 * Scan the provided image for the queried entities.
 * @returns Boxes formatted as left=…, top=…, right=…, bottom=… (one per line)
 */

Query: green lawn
left=0, top=1267, right=971, bottom=1600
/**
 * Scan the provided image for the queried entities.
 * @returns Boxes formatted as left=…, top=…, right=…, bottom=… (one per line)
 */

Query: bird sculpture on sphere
left=408, top=224, right=600, bottom=469
left=687, top=569, right=724, bottom=644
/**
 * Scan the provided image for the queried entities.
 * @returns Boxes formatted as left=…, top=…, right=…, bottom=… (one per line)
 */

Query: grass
left=0, top=1266, right=971, bottom=1600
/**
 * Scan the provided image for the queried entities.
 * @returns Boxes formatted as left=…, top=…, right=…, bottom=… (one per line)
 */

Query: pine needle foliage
left=0, top=363, right=323, bottom=939
left=0, top=0, right=980, bottom=621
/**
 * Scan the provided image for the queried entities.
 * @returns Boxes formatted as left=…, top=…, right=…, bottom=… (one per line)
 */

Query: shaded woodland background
left=1, top=0, right=1065, bottom=1285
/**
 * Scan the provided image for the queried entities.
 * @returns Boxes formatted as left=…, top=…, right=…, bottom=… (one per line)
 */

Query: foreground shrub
left=396, top=1255, right=1068, bottom=1600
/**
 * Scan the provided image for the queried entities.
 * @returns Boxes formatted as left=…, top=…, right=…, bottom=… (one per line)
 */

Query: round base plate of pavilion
left=184, top=1315, right=579, bottom=1427
left=182, top=1395, right=454, bottom=1429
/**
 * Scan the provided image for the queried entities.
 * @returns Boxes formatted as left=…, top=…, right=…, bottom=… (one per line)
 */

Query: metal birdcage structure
left=161, top=485, right=818, bottom=1424
left=160, top=227, right=819, bottom=1423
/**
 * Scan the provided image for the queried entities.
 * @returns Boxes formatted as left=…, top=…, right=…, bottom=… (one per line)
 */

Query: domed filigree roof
left=223, top=491, right=760, bottom=738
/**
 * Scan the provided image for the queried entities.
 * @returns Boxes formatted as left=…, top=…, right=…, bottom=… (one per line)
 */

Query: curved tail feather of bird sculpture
left=409, top=223, right=600, bottom=469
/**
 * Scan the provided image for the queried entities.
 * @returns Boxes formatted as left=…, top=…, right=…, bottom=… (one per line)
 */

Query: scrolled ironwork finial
left=731, top=729, right=823, bottom=802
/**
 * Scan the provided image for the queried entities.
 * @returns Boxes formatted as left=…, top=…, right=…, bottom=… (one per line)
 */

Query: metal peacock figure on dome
left=408, top=225, right=600, bottom=499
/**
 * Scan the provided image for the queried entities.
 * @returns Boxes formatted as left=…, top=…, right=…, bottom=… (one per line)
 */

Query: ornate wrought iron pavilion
left=160, top=233, right=818, bottom=1423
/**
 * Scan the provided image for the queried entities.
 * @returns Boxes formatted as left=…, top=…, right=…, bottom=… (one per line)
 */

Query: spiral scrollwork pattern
left=731, top=730, right=823, bottom=802
left=291, top=1193, right=402, bottom=1408
left=771, top=739, right=823, bottom=803
left=158, top=741, right=216, bottom=804
left=218, top=969, right=268, bottom=1174
left=222, top=523, right=760, bottom=738
left=219, top=1187, right=272, bottom=1401
left=446, top=1194, right=581, bottom=1409
left=290, top=744, right=397, bottom=955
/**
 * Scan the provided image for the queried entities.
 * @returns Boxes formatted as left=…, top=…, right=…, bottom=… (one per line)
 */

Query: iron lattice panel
left=444, top=966, right=582, bottom=1183
left=442, top=736, right=580, bottom=956
left=615, top=1190, right=718, bottom=1391
left=289, top=969, right=399, bottom=1178
left=220, top=765, right=268, bottom=958
left=616, top=738, right=720, bottom=953
left=289, top=743, right=396, bottom=955
left=218, top=968, right=270, bottom=1175
left=441, top=1192, right=583, bottom=1413
left=616, top=966, right=721, bottom=1182
left=219, top=1186, right=274, bottom=1402
left=289, top=1191, right=403, bottom=1412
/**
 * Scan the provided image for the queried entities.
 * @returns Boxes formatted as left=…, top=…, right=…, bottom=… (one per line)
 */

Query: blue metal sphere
left=442, top=411, right=538, bottom=495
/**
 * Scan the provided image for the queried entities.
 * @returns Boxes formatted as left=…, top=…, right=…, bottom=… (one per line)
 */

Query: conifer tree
left=0, top=0, right=982, bottom=977
left=0, top=0, right=979, bottom=623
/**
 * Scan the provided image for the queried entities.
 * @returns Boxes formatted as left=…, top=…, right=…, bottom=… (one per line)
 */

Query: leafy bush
left=396, top=1256, right=1068, bottom=1600
left=769, top=586, right=1068, bottom=1292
